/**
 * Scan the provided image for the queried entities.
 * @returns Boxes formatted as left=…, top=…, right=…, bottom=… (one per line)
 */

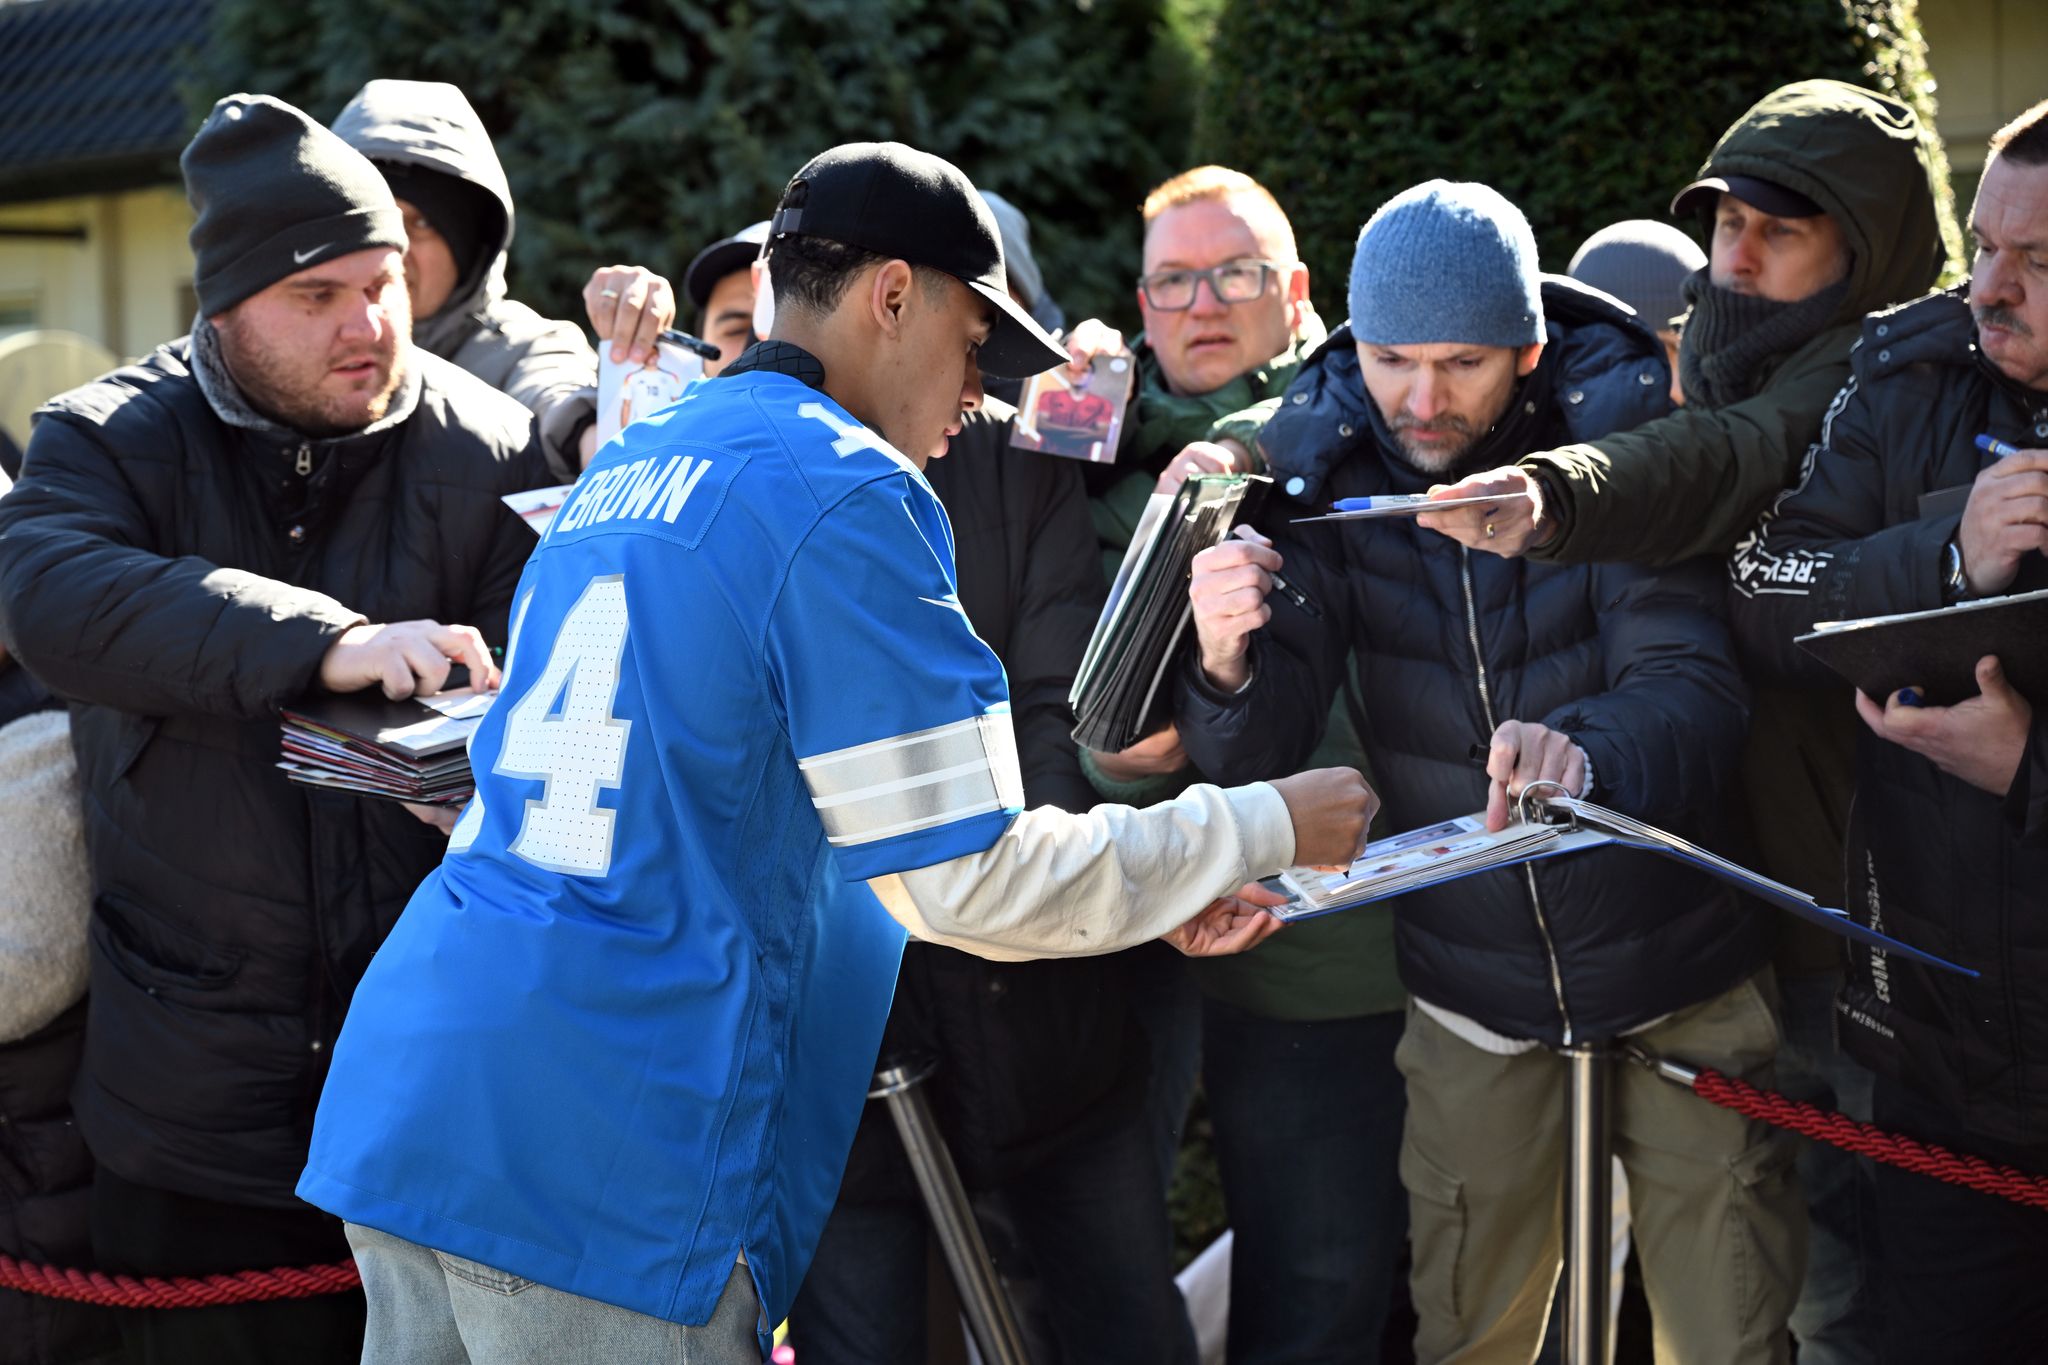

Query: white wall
left=0, top=186, right=194, bottom=361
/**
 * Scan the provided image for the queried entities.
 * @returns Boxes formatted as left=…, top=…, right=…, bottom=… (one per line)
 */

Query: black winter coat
left=1179, top=284, right=1765, bottom=1045
left=0, top=339, right=547, bottom=1206
left=836, top=401, right=1142, bottom=1197
left=1732, top=289, right=2048, bottom=1150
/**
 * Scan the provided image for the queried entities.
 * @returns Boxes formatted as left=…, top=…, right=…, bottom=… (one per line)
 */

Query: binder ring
left=1517, top=779, right=1577, bottom=829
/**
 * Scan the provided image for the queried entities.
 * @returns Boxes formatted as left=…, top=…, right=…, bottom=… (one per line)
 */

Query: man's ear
left=1284, top=263, right=1312, bottom=333
left=867, top=259, right=917, bottom=340
left=1515, top=341, right=1545, bottom=378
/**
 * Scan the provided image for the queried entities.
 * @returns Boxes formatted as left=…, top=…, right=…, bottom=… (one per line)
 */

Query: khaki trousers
left=1397, top=971, right=1806, bottom=1365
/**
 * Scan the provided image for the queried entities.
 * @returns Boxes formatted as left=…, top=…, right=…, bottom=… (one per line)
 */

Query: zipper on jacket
left=294, top=442, right=313, bottom=477
left=1460, top=547, right=1575, bottom=1043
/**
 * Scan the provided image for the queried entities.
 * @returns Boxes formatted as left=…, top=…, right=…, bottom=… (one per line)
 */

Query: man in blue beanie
left=1174, top=180, right=1804, bottom=1363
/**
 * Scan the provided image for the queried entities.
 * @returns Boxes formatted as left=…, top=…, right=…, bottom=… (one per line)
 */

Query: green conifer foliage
left=1192, top=0, right=1962, bottom=307
left=192, top=0, right=1208, bottom=328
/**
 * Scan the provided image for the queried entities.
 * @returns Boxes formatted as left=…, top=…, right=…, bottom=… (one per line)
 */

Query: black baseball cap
left=684, top=220, right=771, bottom=314
left=767, top=142, right=1068, bottom=378
left=1670, top=173, right=1824, bottom=220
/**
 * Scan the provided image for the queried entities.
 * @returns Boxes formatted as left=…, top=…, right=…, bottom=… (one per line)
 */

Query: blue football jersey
left=299, top=369, right=1023, bottom=1331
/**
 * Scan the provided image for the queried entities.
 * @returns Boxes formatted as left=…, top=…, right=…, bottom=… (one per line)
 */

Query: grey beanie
left=1348, top=180, right=1543, bottom=347
left=183, top=94, right=408, bottom=316
left=1568, top=220, right=1706, bottom=331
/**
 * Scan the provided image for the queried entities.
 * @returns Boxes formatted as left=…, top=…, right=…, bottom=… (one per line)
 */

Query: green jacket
left=1083, top=316, right=1404, bottom=1022
left=1522, top=80, right=1949, bottom=964
left=1523, top=79, right=1949, bottom=568
left=1087, top=318, right=1325, bottom=583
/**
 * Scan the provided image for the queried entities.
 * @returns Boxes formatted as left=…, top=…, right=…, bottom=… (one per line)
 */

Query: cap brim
left=1671, top=174, right=1822, bottom=220
left=684, top=241, right=762, bottom=314
left=968, top=279, right=1069, bottom=379
left=1669, top=176, right=1730, bottom=219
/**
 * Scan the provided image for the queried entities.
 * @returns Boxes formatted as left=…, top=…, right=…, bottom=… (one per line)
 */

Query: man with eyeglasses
left=1054, top=168, right=1414, bottom=1365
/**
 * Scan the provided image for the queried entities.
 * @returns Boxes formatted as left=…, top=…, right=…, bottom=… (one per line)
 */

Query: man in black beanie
left=0, top=92, right=548, bottom=1365
left=334, top=79, right=678, bottom=477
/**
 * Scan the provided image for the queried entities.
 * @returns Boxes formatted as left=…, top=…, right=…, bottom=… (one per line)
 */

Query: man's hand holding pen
left=1190, top=525, right=1282, bottom=691
left=1189, top=525, right=1323, bottom=692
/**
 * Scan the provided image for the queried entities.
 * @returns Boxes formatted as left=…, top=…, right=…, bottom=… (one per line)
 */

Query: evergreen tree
left=1192, top=0, right=1962, bottom=310
left=191, top=0, right=1209, bottom=329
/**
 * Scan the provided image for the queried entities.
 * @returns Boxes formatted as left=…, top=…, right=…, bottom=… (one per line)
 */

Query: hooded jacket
left=0, top=336, right=547, bottom=1206
left=1178, top=281, right=1763, bottom=1044
left=335, top=80, right=598, bottom=480
left=1520, top=80, right=1950, bottom=926
left=1730, top=289, right=2048, bottom=1149
left=1523, top=79, right=1949, bottom=568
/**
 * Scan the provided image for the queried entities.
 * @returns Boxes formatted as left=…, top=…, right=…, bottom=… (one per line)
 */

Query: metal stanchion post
left=870, top=1061, right=1032, bottom=1365
left=1559, top=1041, right=1614, bottom=1365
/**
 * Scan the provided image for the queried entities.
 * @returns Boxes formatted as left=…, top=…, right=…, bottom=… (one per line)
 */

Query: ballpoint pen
left=658, top=329, right=722, bottom=362
left=1228, top=524, right=1321, bottom=618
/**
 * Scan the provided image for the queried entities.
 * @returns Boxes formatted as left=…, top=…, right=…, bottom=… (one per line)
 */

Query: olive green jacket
left=1524, top=79, right=1950, bottom=568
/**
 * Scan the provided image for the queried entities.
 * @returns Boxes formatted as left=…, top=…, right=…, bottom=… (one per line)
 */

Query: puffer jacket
left=335, top=80, right=598, bottom=479
left=0, top=337, right=547, bottom=1206
left=1731, top=288, right=2048, bottom=1149
left=1178, top=281, right=1764, bottom=1044
left=1523, top=79, right=1950, bottom=567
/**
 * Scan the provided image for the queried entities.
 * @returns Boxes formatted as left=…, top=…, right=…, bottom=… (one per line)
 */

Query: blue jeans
left=1202, top=998, right=1409, bottom=1365
left=1774, top=969, right=1877, bottom=1365
left=1870, top=1077, right=2048, bottom=1365
left=790, top=1105, right=1195, bottom=1365
left=346, top=1224, right=762, bottom=1365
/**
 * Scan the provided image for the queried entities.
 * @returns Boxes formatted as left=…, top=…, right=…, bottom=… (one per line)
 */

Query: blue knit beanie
left=1348, top=180, right=1543, bottom=347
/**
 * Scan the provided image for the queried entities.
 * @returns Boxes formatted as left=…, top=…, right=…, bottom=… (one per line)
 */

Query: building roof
left=0, top=0, right=212, bottom=206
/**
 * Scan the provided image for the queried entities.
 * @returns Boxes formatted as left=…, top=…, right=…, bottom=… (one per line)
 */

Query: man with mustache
left=0, top=94, right=548, bottom=1364
left=1728, top=98, right=2048, bottom=1362
left=1177, top=180, right=1800, bottom=1364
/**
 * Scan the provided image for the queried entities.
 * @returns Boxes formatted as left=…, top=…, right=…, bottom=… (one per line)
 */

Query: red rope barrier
left=1690, top=1067, right=2048, bottom=1212
left=0, top=1252, right=360, bottom=1309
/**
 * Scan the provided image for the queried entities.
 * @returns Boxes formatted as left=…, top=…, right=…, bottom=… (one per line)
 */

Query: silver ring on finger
left=600, top=288, right=620, bottom=299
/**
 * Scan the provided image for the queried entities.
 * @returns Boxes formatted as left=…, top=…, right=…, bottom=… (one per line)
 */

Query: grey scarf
left=191, top=315, right=421, bottom=440
left=1676, top=269, right=1848, bottom=410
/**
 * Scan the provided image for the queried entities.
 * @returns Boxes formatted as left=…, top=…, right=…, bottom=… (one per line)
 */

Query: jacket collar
left=722, top=340, right=827, bottom=390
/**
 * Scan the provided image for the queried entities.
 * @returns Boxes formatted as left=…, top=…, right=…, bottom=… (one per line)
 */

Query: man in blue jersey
left=299, top=142, right=1376, bottom=1364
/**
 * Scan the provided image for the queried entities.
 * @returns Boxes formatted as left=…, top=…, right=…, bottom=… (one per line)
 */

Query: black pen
left=1230, top=524, right=1321, bottom=618
left=658, top=329, right=722, bottom=362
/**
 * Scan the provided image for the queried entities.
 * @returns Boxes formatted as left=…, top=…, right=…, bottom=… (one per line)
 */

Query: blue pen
left=1332, top=494, right=1432, bottom=512
left=1976, top=433, right=2024, bottom=460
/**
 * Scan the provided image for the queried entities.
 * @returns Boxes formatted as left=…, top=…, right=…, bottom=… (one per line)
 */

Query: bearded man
left=0, top=93, right=547, bottom=1365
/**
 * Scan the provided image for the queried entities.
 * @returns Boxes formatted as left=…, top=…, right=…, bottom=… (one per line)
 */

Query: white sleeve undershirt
left=866, top=781, right=1296, bottom=963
